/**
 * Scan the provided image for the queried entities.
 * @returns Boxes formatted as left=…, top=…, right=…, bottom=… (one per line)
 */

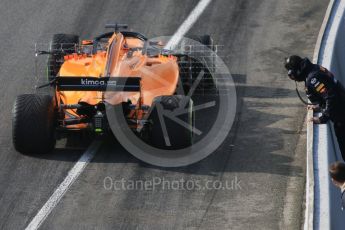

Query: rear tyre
left=149, top=95, right=194, bottom=149
left=47, top=34, right=79, bottom=80
left=12, top=94, right=56, bottom=154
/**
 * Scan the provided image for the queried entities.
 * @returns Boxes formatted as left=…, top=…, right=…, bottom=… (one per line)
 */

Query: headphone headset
left=294, top=81, right=316, bottom=106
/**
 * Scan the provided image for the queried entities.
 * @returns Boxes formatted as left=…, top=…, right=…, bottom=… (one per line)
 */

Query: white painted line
left=312, top=0, right=345, bottom=229
left=164, top=0, right=212, bottom=49
left=304, top=1, right=335, bottom=229
left=25, top=141, right=101, bottom=230
left=304, top=110, right=314, bottom=230
left=313, top=124, right=331, bottom=230
left=319, top=0, right=345, bottom=69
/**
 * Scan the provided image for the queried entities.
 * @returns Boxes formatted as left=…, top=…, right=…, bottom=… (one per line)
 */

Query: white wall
left=314, top=0, right=345, bottom=229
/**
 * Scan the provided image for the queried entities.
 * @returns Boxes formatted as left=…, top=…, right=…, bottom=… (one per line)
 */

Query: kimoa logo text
left=80, top=79, right=117, bottom=86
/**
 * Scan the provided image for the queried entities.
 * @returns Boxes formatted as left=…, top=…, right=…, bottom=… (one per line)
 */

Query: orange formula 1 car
left=12, top=24, right=216, bottom=154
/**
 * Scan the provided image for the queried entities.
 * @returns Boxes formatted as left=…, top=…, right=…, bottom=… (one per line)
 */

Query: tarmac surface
left=0, top=0, right=328, bottom=229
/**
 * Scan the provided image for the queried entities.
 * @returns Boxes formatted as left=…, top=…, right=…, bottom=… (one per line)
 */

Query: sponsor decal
left=107, top=80, right=117, bottom=86
left=81, top=78, right=106, bottom=86
left=316, top=83, right=325, bottom=92
left=320, top=87, right=327, bottom=94
left=80, top=78, right=117, bottom=87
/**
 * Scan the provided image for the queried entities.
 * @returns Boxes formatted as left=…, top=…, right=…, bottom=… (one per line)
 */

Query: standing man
left=329, top=161, right=345, bottom=210
left=284, top=55, right=345, bottom=161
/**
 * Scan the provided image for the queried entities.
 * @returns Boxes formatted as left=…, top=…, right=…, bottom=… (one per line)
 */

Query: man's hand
left=308, top=117, right=321, bottom=124
left=307, top=104, right=321, bottom=112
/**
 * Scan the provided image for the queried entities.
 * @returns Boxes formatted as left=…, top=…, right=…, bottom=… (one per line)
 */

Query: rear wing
left=55, top=76, right=141, bottom=91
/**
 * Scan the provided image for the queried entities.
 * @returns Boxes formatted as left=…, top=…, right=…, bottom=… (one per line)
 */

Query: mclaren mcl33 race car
left=12, top=24, right=217, bottom=154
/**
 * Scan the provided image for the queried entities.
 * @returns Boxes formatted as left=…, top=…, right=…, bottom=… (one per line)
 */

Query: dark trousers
left=334, top=122, right=345, bottom=161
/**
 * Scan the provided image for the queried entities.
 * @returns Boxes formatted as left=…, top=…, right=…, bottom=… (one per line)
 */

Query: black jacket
left=303, top=59, right=345, bottom=124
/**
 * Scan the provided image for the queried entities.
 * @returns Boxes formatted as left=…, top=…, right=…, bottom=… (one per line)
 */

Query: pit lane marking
left=25, top=141, right=101, bottom=230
